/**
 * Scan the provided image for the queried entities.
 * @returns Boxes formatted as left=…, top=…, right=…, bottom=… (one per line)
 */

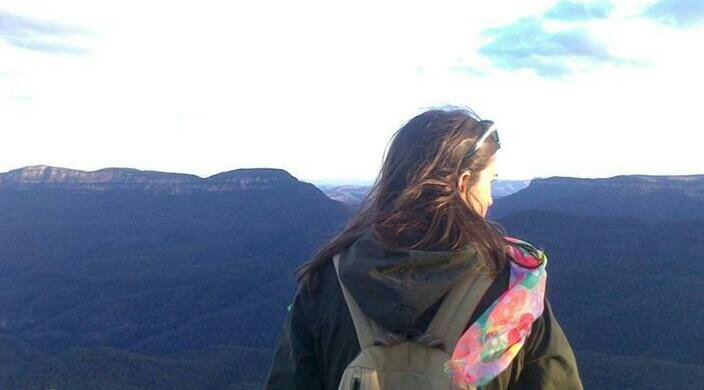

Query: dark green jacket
left=264, top=231, right=583, bottom=389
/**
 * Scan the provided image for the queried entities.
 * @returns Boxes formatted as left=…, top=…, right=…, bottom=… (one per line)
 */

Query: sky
left=1, top=0, right=703, bottom=182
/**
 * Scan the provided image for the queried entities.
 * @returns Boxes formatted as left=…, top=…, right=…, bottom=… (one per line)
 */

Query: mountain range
left=0, top=165, right=702, bottom=389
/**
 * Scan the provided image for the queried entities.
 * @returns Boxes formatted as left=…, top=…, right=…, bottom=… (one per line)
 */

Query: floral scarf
left=443, top=236, right=548, bottom=388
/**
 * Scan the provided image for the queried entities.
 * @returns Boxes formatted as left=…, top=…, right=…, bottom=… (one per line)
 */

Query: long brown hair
left=295, top=106, right=509, bottom=293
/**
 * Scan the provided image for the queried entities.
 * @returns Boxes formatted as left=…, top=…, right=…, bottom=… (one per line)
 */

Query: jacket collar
left=337, top=229, right=481, bottom=335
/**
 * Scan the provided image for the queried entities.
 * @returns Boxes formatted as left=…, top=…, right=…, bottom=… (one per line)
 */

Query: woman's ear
left=457, top=170, right=471, bottom=194
left=457, top=170, right=472, bottom=205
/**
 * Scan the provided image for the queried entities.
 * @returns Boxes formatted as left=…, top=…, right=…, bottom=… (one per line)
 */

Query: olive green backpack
left=332, top=252, right=495, bottom=390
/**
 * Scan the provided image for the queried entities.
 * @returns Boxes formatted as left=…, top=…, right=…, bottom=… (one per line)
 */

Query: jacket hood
left=337, top=229, right=483, bottom=335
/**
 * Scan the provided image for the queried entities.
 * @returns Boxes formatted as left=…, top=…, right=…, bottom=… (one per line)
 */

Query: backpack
left=332, top=251, right=496, bottom=390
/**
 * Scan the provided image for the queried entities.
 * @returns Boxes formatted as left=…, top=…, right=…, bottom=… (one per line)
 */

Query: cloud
left=3, top=37, right=88, bottom=55
left=643, top=0, right=704, bottom=27
left=478, top=17, right=618, bottom=77
left=0, top=10, right=88, bottom=54
left=544, top=0, right=615, bottom=21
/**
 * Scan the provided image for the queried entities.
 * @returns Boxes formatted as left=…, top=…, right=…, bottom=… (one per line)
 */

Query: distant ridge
left=0, top=165, right=304, bottom=194
left=490, top=173, right=704, bottom=222
left=317, top=179, right=532, bottom=209
left=525, top=174, right=704, bottom=199
left=531, top=174, right=704, bottom=189
left=0, top=162, right=352, bottom=388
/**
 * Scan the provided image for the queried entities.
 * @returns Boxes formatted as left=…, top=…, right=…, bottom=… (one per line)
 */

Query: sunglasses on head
left=466, top=120, right=500, bottom=159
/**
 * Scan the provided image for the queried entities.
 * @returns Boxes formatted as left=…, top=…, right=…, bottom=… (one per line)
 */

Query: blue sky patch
left=544, top=0, right=615, bottom=21
left=643, top=0, right=704, bottom=27
left=0, top=10, right=88, bottom=54
left=479, top=17, right=615, bottom=77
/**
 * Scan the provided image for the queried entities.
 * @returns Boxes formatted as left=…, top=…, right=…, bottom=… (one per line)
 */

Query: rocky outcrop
left=0, top=165, right=303, bottom=194
left=528, top=174, right=704, bottom=197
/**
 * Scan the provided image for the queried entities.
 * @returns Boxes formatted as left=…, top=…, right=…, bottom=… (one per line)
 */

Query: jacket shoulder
left=520, top=297, right=584, bottom=389
left=299, top=259, right=345, bottom=324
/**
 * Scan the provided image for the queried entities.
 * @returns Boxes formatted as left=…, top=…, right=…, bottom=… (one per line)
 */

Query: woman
left=263, top=107, right=583, bottom=389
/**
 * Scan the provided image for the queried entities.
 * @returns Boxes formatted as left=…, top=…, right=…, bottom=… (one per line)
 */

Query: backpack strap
left=332, top=252, right=385, bottom=349
left=421, top=270, right=495, bottom=352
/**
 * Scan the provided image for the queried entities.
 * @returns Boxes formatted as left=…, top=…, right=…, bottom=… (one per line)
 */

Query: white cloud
left=1, top=0, right=702, bottom=181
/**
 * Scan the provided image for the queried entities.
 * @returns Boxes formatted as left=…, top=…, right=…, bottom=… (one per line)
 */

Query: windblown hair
left=295, top=106, right=509, bottom=293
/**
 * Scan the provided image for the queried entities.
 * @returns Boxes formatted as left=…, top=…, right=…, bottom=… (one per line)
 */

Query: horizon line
left=2, top=164, right=703, bottom=184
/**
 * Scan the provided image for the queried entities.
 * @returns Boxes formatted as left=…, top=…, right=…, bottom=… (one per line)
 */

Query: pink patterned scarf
left=444, top=236, right=548, bottom=388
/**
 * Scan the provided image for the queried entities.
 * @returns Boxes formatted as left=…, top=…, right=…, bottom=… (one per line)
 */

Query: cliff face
left=490, top=174, right=704, bottom=222
left=0, top=165, right=302, bottom=194
left=528, top=175, right=704, bottom=197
